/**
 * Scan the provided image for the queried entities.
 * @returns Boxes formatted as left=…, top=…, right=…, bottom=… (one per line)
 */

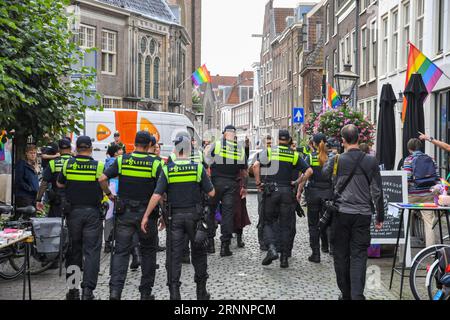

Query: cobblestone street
left=0, top=194, right=401, bottom=300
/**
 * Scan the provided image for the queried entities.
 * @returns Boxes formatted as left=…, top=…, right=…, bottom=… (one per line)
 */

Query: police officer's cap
left=135, top=131, right=152, bottom=145
left=313, top=133, right=327, bottom=145
left=45, top=142, right=59, bottom=154
left=222, top=125, right=236, bottom=134
left=58, top=138, right=71, bottom=149
left=76, top=136, right=92, bottom=148
left=174, top=135, right=191, bottom=147
left=279, top=129, right=291, bottom=141
left=114, top=131, right=120, bottom=137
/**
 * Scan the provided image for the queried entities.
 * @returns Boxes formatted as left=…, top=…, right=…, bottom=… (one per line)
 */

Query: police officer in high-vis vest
left=168, top=132, right=206, bottom=264
left=36, top=138, right=72, bottom=217
left=253, top=130, right=313, bottom=268
left=99, top=131, right=162, bottom=301
left=57, top=136, right=104, bottom=300
left=304, top=133, right=333, bottom=263
left=141, top=136, right=215, bottom=300
left=205, top=125, right=248, bottom=257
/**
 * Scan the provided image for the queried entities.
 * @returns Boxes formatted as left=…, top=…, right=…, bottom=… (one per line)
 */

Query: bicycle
left=0, top=204, right=68, bottom=280
left=409, top=244, right=450, bottom=300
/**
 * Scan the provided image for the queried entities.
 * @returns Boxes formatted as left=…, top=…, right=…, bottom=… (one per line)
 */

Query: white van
left=82, top=109, right=200, bottom=161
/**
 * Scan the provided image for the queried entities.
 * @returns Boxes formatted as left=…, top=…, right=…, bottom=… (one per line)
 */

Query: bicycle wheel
left=0, top=246, right=25, bottom=280
left=426, top=260, right=442, bottom=300
left=9, top=244, right=58, bottom=275
left=409, top=244, right=450, bottom=300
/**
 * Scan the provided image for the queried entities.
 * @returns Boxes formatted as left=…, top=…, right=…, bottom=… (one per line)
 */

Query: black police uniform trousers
left=209, top=177, right=237, bottom=244
left=65, top=206, right=102, bottom=290
left=109, top=204, right=158, bottom=294
left=305, top=187, right=331, bottom=252
left=332, top=212, right=372, bottom=300
left=263, top=186, right=295, bottom=255
left=167, top=209, right=208, bottom=286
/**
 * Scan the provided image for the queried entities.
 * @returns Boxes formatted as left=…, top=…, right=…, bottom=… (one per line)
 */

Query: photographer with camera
left=141, top=136, right=215, bottom=300
left=304, top=133, right=334, bottom=264
left=322, top=125, right=384, bottom=300
left=254, top=130, right=313, bottom=268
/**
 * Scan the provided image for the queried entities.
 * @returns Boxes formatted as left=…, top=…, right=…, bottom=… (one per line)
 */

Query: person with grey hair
left=323, top=124, right=384, bottom=300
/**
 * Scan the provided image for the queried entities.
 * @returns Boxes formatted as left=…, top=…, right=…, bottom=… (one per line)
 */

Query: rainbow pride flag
left=327, top=84, right=342, bottom=109
left=191, top=64, right=212, bottom=87
left=402, top=42, right=444, bottom=122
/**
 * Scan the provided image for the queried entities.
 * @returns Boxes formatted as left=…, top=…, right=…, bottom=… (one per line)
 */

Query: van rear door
left=85, top=110, right=115, bottom=160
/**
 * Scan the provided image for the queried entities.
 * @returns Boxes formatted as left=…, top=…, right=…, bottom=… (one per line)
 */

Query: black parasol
left=402, top=73, right=428, bottom=158
left=376, top=83, right=397, bottom=170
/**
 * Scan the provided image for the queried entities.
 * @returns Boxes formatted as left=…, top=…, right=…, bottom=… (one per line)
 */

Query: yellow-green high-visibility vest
left=267, top=145, right=299, bottom=165
left=117, top=153, right=161, bottom=179
left=163, top=160, right=203, bottom=184
left=213, top=140, right=245, bottom=162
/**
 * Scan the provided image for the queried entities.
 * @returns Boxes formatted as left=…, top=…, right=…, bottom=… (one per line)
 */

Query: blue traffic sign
left=293, top=108, right=304, bottom=124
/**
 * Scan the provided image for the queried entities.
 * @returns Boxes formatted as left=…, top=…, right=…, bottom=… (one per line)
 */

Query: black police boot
left=236, top=234, right=245, bottom=248
left=182, top=254, right=191, bottom=264
left=141, top=290, right=155, bottom=300
left=308, top=249, right=321, bottom=263
left=82, top=288, right=95, bottom=300
left=321, top=243, right=330, bottom=254
left=262, top=244, right=279, bottom=266
left=109, top=289, right=122, bottom=301
left=196, top=280, right=211, bottom=300
left=130, top=247, right=141, bottom=271
left=66, top=289, right=80, bottom=300
left=280, top=254, right=289, bottom=269
left=207, top=239, right=215, bottom=254
left=169, top=284, right=181, bottom=300
left=220, top=242, right=233, bottom=257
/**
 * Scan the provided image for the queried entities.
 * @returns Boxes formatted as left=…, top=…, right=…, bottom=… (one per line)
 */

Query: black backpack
left=411, top=154, right=438, bottom=187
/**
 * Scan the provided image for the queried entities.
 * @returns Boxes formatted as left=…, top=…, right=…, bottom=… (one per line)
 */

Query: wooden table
left=0, top=232, right=34, bottom=300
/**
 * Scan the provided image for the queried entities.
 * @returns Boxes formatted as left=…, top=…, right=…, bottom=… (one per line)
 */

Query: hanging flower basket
left=304, top=106, right=376, bottom=146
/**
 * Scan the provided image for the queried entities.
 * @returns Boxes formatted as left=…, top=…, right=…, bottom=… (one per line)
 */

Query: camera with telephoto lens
left=320, top=200, right=338, bottom=229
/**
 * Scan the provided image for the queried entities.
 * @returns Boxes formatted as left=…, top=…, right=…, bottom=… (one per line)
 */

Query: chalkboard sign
left=371, top=171, right=409, bottom=244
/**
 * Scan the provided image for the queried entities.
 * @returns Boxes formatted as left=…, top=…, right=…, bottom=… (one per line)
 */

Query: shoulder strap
left=117, top=155, right=123, bottom=174
left=336, top=153, right=366, bottom=197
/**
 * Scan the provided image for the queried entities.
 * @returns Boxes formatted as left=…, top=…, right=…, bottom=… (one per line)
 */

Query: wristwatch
left=429, top=137, right=434, bottom=142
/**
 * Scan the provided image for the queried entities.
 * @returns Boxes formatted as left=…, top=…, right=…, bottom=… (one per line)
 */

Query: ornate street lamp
left=311, top=97, right=323, bottom=114
left=334, top=64, right=360, bottom=104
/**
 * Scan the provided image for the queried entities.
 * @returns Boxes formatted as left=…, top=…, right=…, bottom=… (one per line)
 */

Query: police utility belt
left=262, top=182, right=293, bottom=196
left=115, top=198, right=149, bottom=216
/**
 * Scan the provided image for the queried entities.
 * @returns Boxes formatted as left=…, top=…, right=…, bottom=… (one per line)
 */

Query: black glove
left=295, top=203, right=305, bottom=218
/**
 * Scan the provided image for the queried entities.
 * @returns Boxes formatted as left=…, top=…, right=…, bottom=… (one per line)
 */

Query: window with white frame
left=402, top=1, right=410, bottom=67
left=381, top=15, right=388, bottom=75
left=369, top=20, right=377, bottom=80
left=340, top=40, right=345, bottom=71
left=351, top=30, right=356, bottom=68
left=391, top=8, right=399, bottom=71
left=316, top=21, right=322, bottom=44
left=361, top=26, right=367, bottom=83
left=437, top=0, right=444, bottom=53
left=416, top=0, right=424, bottom=50
left=325, top=55, right=330, bottom=84
left=333, top=0, right=338, bottom=36
left=326, top=4, right=330, bottom=42
left=79, top=24, right=95, bottom=48
left=101, top=30, right=117, bottom=74
left=333, top=49, right=338, bottom=75
left=102, top=97, right=122, bottom=109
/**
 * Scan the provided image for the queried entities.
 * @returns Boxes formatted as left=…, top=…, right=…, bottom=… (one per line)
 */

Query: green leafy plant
left=0, top=0, right=100, bottom=154
left=304, top=106, right=376, bottom=145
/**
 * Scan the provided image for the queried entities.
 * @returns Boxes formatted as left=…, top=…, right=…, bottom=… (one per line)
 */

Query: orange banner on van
left=114, top=110, right=138, bottom=153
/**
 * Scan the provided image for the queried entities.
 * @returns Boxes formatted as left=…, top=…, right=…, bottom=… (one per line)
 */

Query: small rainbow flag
left=327, top=84, right=342, bottom=109
left=402, top=42, right=444, bottom=122
left=191, top=64, right=212, bottom=87
left=440, top=178, right=450, bottom=188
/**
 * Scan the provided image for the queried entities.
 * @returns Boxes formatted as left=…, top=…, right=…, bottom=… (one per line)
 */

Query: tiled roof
left=211, top=76, right=238, bottom=89
left=226, top=86, right=240, bottom=105
left=96, top=0, right=177, bottom=24
left=273, top=8, right=295, bottom=34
